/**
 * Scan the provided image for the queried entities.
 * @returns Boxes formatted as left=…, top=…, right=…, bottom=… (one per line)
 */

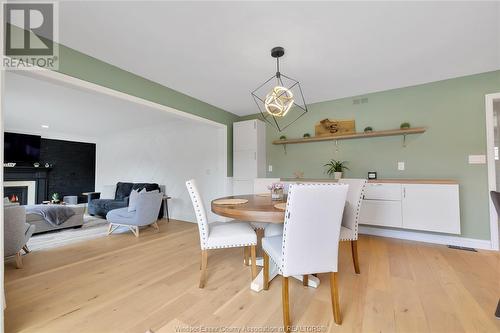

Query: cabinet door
left=364, top=183, right=402, bottom=201
left=359, top=200, right=403, bottom=227
left=402, top=184, right=460, bottom=234
left=233, top=180, right=254, bottom=196
left=233, top=150, right=257, bottom=179
left=233, top=120, right=257, bottom=151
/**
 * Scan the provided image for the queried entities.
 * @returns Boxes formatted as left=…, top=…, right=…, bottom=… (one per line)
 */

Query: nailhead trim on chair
left=206, top=241, right=257, bottom=250
left=187, top=181, right=208, bottom=249
left=339, top=181, right=366, bottom=241
left=187, top=180, right=257, bottom=251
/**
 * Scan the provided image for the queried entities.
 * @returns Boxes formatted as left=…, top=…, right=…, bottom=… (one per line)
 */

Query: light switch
left=468, top=155, right=486, bottom=164
left=398, top=162, right=405, bottom=171
left=268, top=165, right=273, bottom=172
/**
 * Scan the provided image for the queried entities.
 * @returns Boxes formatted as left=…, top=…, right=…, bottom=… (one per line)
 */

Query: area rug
left=27, top=215, right=113, bottom=251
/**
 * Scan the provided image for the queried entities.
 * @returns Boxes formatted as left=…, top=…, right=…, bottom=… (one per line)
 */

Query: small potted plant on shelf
left=364, top=126, right=373, bottom=133
left=267, top=183, right=285, bottom=201
left=303, top=133, right=311, bottom=138
left=324, top=159, right=349, bottom=180
left=400, top=122, right=411, bottom=130
left=279, top=135, right=287, bottom=140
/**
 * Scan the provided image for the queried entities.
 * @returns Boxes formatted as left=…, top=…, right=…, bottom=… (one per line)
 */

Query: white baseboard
left=359, top=226, right=493, bottom=250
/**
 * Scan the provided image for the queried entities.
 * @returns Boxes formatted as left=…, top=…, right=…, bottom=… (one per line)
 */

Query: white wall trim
left=359, top=226, right=493, bottom=250
left=485, top=92, right=500, bottom=251
left=8, top=68, right=227, bottom=129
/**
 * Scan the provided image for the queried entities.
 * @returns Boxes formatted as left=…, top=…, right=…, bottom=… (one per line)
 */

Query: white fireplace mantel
left=4, top=181, right=36, bottom=205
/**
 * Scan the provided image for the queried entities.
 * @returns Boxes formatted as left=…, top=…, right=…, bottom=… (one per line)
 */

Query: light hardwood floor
left=4, top=220, right=500, bottom=333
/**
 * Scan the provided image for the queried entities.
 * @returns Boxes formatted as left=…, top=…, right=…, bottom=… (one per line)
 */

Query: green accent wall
left=56, top=45, right=239, bottom=176
left=242, top=71, right=500, bottom=240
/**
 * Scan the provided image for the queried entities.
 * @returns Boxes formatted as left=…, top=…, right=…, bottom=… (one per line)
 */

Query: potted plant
left=364, top=126, right=373, bottom=133
left=400, top=122, right=411, bottom=130
left=324, top=159, right=349, bottom=180
left=303, top=133, right=311, bottom=138
left=51, top=192, right=60, bottom=204
left=279, top=135, right=287, bottom=140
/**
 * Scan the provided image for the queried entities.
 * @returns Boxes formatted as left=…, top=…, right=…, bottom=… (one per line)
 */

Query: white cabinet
left=359, top=200, right=403, bottom=227
left=233, top=120, right=266, bottom=194
left=233, top=121, right=258, bottom=151
left=402, top=184, right=460, bottom=234
left=360, top=182, right=461, bottom=234
left=233, top=150, right=258, bottom=179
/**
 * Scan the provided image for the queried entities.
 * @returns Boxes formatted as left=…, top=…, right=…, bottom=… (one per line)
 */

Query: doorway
left=485, top=93, right=500, bottom=251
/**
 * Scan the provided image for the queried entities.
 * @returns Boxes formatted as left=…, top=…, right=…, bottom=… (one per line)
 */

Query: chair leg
left=22, top=245, right=30, bottom=254
left=250, top=245, right=257, bottom=279
left=199, top=250, right=208, bottom=288
left=303, top=275, right=309, bottom=286
left=330, top=272, right=341, bottom=325
left=15, top=251, right=23, bottom=269
left=282, top=276, right=291, bottom=333
left=107, top=223, right=113, bottom=235
left=351, top=240, right=360, bottom=274
left=130, top=226, right=139, bottom=237
left=151, top=221, right=159, bottom=231
left=263, top=252, right=270, bottom=290
left=244, top=246, right=250, bottom=266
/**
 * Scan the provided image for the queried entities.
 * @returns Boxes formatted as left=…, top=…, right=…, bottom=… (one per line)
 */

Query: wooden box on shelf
left=315, top=119, right=356, bottom=137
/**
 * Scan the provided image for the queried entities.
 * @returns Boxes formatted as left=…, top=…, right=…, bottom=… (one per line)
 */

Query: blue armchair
left=106, top=190, right=163, bottom=237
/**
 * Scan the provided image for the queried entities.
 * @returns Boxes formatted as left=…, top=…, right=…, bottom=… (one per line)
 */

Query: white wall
left=96, top=120, right=227, bottom=223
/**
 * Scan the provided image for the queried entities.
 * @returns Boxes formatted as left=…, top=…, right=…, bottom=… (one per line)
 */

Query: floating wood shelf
left=272, top=127, right=426, bottom=145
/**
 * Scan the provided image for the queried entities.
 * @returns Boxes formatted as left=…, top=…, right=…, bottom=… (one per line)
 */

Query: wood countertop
left=279, top=178, right=458, bottom=185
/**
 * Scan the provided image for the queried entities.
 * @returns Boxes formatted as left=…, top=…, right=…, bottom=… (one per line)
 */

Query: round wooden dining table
left=211, top=194, right=320, bottom=292
left=211, top=194, right=285, bottom=223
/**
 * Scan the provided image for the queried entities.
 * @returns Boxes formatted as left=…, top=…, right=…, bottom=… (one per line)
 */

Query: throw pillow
left=128, top=188, right=145, bottom=212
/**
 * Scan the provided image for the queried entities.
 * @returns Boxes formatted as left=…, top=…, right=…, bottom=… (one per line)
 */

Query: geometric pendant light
left=251, top=46, right=308, bottom=132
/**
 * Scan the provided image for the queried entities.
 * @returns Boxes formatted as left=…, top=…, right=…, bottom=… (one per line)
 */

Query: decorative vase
left=271, top=188, right=284, bottom=201
left=334, top=172, right=343, bottom=180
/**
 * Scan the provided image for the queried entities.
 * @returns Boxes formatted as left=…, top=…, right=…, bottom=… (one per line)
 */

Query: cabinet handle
left=403, top=187, right=406, bottom=198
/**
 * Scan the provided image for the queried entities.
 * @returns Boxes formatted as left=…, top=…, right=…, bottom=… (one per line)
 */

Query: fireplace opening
left=4, top=186, right=29, bottom=205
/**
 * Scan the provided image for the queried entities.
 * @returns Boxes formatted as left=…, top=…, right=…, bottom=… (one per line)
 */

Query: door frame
left=485, top=93, right=500, bottom=251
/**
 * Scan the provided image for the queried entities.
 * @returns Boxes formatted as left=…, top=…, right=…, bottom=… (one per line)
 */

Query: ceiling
left=56, top=1, right=500, bottom=116
left=4, top=71, right=210, bottom=142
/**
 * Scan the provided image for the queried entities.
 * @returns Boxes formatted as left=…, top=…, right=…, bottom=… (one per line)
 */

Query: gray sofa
left=27, top=204, right=86, bottom=234
left=4, top=205, right=35, bottom=268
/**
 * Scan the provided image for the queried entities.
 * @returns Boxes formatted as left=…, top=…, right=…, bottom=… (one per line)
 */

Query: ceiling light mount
left=251, top=46, right=308, bottom=132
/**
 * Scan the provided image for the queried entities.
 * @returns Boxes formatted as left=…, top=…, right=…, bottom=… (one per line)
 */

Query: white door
left=233, top=120, right=257, bottom=151
left=488, top=95, right=500, bottom=250
left=402, top=184, right=460, bottom=234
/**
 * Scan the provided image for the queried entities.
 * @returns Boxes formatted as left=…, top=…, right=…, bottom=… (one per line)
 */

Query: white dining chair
left=339, top=178, right=367, bottom=274
left=186, top=179, right=258, bottom=288
left=262, top=183, right=349, bottom=331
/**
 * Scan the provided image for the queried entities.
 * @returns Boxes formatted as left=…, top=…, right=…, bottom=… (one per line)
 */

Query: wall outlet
left=268, top=165, right=273, bottom=172
left=398, top=161, right=405, bottom=171
left=468, top=155, right=486, bottom=164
